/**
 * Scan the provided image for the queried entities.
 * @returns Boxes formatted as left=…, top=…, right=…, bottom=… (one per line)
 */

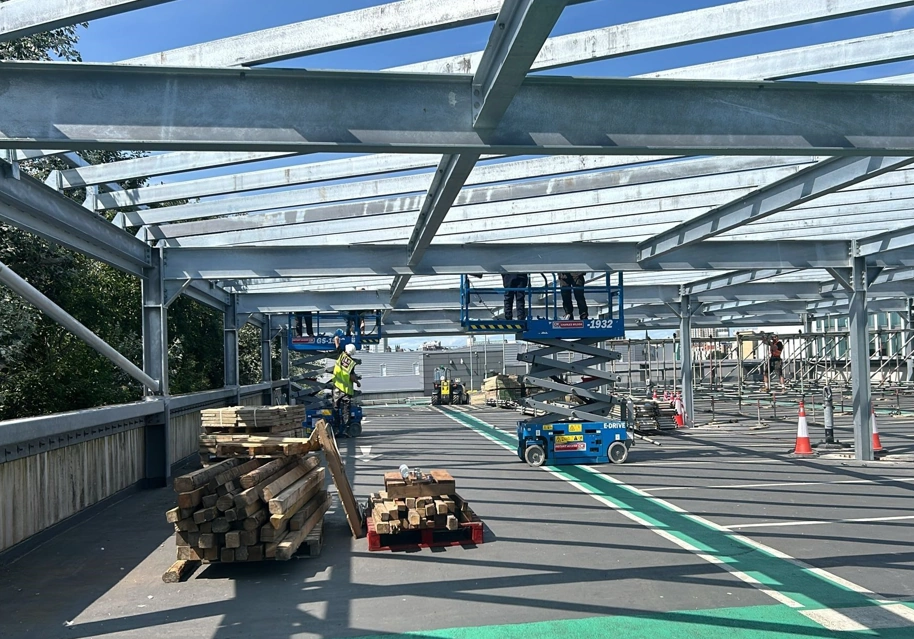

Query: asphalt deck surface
left=1, top=400, right=913, bottom=639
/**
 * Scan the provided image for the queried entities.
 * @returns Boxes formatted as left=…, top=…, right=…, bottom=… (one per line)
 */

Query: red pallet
left=366, top=512, right=484, bottom=552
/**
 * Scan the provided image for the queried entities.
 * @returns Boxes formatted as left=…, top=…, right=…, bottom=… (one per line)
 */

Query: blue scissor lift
left=460, top=273, right=659, bottom=466
left=286, top=312, right=383, bottom=438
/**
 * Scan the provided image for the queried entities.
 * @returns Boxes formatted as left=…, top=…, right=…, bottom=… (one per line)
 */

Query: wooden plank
left=211, top=518, right=231, bottom=534
left=262, top=456, right=320, bottom=501
left=234, top=544, right=249, bottom=562
left=211, top=457, right=263, bottom=489
left=248, top=544, right=264, bottom=561
left=233, top=458, right=298, bottom=509
left=279, top=490, right=329, bottom=530
left=203, top=547, right=219, bottom=561
left=176, top=546, right=202, bottom=561
left=193, top=506, right=218, bottom=524
left=446, top=515, right=459, bottom=531
left=383, top=469, right=456, bottom=499
left=162, top=559, right=199, bottom=583
left=265, top=531, right=288, bottom=559
left=175, top=531, right=199, bottom=547
left=220, top=547, right=235, bottom=563
left=225, top=531, right=242, bottom=549
left=176, top=487, right=207, bottom=510
left=215, top=493, right=237, bottom=512
left=201, top=493, right=218, bottom=509
left=198, top=533, right=221, bottom=549
left=174, top=458, right=238, bottom=492
left=165, top=506, right=195, bottom=524
left=317, top=419, right=363, bottom=538
left=242, top=508, right=268, bottom=531
left=276, top=494, right=332, bottom=560
left=268, top=467, right=325, bottom=515
left=260, top=520, right=287, bottom=543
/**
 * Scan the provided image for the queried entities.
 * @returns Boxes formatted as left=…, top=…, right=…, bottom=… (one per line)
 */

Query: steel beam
left=392, top=1, right=569, bottom=309
left=150, top=157, right=800, bottom=236
left=684, top=269, right=799, bottom=295
left=0, top=163, right=150, bottom=276
left=0, top=0, right=174, bottom=41
left=0, top=257, right=160, bottom=392
left=646, top=28, right=914, bottom=81
left=163, top=240, right=853, bottom=280
left=394, top=0, right=914, bottom=73
left=856, top=224, right=914, bottom=259
left=124, top=0, right=510, bottom=67
left=57, top=151, right=295, bottom=190
left=6, top=64, right=914, bottom=155
left=638, top=156, right=914, bottom=262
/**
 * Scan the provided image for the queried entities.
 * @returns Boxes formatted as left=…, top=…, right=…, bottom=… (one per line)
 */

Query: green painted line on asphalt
left=439, top=408, right=892, bottom=616
left=351, top=603, right=914, bottom=639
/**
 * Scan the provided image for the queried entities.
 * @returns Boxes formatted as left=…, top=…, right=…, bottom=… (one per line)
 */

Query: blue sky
left=68, top=1, right=914, bottom=348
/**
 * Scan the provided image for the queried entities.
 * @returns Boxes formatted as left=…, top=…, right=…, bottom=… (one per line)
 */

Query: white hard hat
left=345, top=343, right=357, bottom=356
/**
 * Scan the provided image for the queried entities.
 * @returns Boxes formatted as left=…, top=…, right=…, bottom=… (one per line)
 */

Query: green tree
left=0, top=19, right=234, bottom=418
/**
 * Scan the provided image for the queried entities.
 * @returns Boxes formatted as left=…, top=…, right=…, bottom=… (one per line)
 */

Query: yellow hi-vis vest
left=333, top=353, right=357, bottom=395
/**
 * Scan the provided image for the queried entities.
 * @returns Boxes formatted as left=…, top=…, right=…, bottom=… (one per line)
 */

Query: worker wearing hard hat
left=332, top=341, right=361, bottom=436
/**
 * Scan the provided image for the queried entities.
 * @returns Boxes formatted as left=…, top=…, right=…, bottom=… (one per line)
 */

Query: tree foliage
left=0, top=22, right=247, bottom=419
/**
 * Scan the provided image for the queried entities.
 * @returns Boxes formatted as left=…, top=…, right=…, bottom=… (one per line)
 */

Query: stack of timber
left=199, top=405, right=312, bottom=463
left=162, top=452, right=332, bottom=582
left=632, top=400, right=678, bottom=432
left=483, top=374, right=522, bottom=407
left=364, top=470, right=484, bottom=551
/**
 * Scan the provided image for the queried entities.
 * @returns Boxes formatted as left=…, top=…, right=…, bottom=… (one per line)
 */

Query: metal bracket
left=826, top=267, right=853, bottom=292
left=0, top=152, right=21, bottom=180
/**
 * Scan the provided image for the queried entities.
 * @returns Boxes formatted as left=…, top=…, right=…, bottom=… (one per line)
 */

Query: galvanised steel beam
left=0, top=257, right=160, bottom=392
left=154, top=158, right=809, bottom=242
left=819, top=267, right=914, bottom=294
left=55, top=151, right=295, bottom=190
left=0, top=162, right=150, bottom=276
left=162, top=240, right=853, bottom=280
left=93, top=153, right=668, bottom=210
left=684, top=269, right=800, bottom=295
left=123, top=0, right=514, bottom=67
left=235, top=281, right=824, bottom=314
left=638, top=156, right=914, bottom=262
left=393, top=0, right=914, bottom=73
left=0, top=0, right=174, bottom=41
left=646, top=28, right=914, bottom=81
left=6, top=64, right=914, bottom=155
left=856, top=224, right=914, bottom=259
left=391, top=0, right=570, bottom=309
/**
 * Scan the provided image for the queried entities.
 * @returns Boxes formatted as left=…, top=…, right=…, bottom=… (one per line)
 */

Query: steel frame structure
left=2, top=1, right=914, bottom=461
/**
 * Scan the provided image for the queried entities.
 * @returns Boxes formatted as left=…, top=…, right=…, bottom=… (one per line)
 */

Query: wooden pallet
left=366, top=509, right=483, bottom=551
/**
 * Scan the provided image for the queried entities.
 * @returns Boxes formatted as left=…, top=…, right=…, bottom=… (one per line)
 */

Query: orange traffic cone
left=792, top=401, right=815, bottom=456
left=871, top=409, right=884, bottom=452
left=652, top=389, right=658, bottom=401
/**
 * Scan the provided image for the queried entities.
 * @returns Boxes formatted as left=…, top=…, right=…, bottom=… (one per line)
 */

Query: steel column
left=261, top=315, right=272, bottom=405
left=906, top=298, right=914, bottom=382
left=849, top=255, right=874, bottom=460
left=142, top=247, right=169, bottom=486
left=224, top=294, right=241, bottom=404
left=680, top=293, right=694, bottom=427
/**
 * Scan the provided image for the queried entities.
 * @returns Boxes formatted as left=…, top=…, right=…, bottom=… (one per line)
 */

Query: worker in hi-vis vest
left=332, top=342, right=361, bottom=435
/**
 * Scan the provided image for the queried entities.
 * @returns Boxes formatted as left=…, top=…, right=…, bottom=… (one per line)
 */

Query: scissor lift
left=460, top=273, right=660, bottom=465
left=287, top=311, right=379, bottom=437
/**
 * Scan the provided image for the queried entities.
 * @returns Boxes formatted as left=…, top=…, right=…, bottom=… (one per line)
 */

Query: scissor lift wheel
left=524, top=444, right=546, bottom=467
left=608, top=441, right=629, bottom=464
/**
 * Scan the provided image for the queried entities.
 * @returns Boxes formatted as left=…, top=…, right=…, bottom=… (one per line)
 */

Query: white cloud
left=891, top=7, right=914, bottom=22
